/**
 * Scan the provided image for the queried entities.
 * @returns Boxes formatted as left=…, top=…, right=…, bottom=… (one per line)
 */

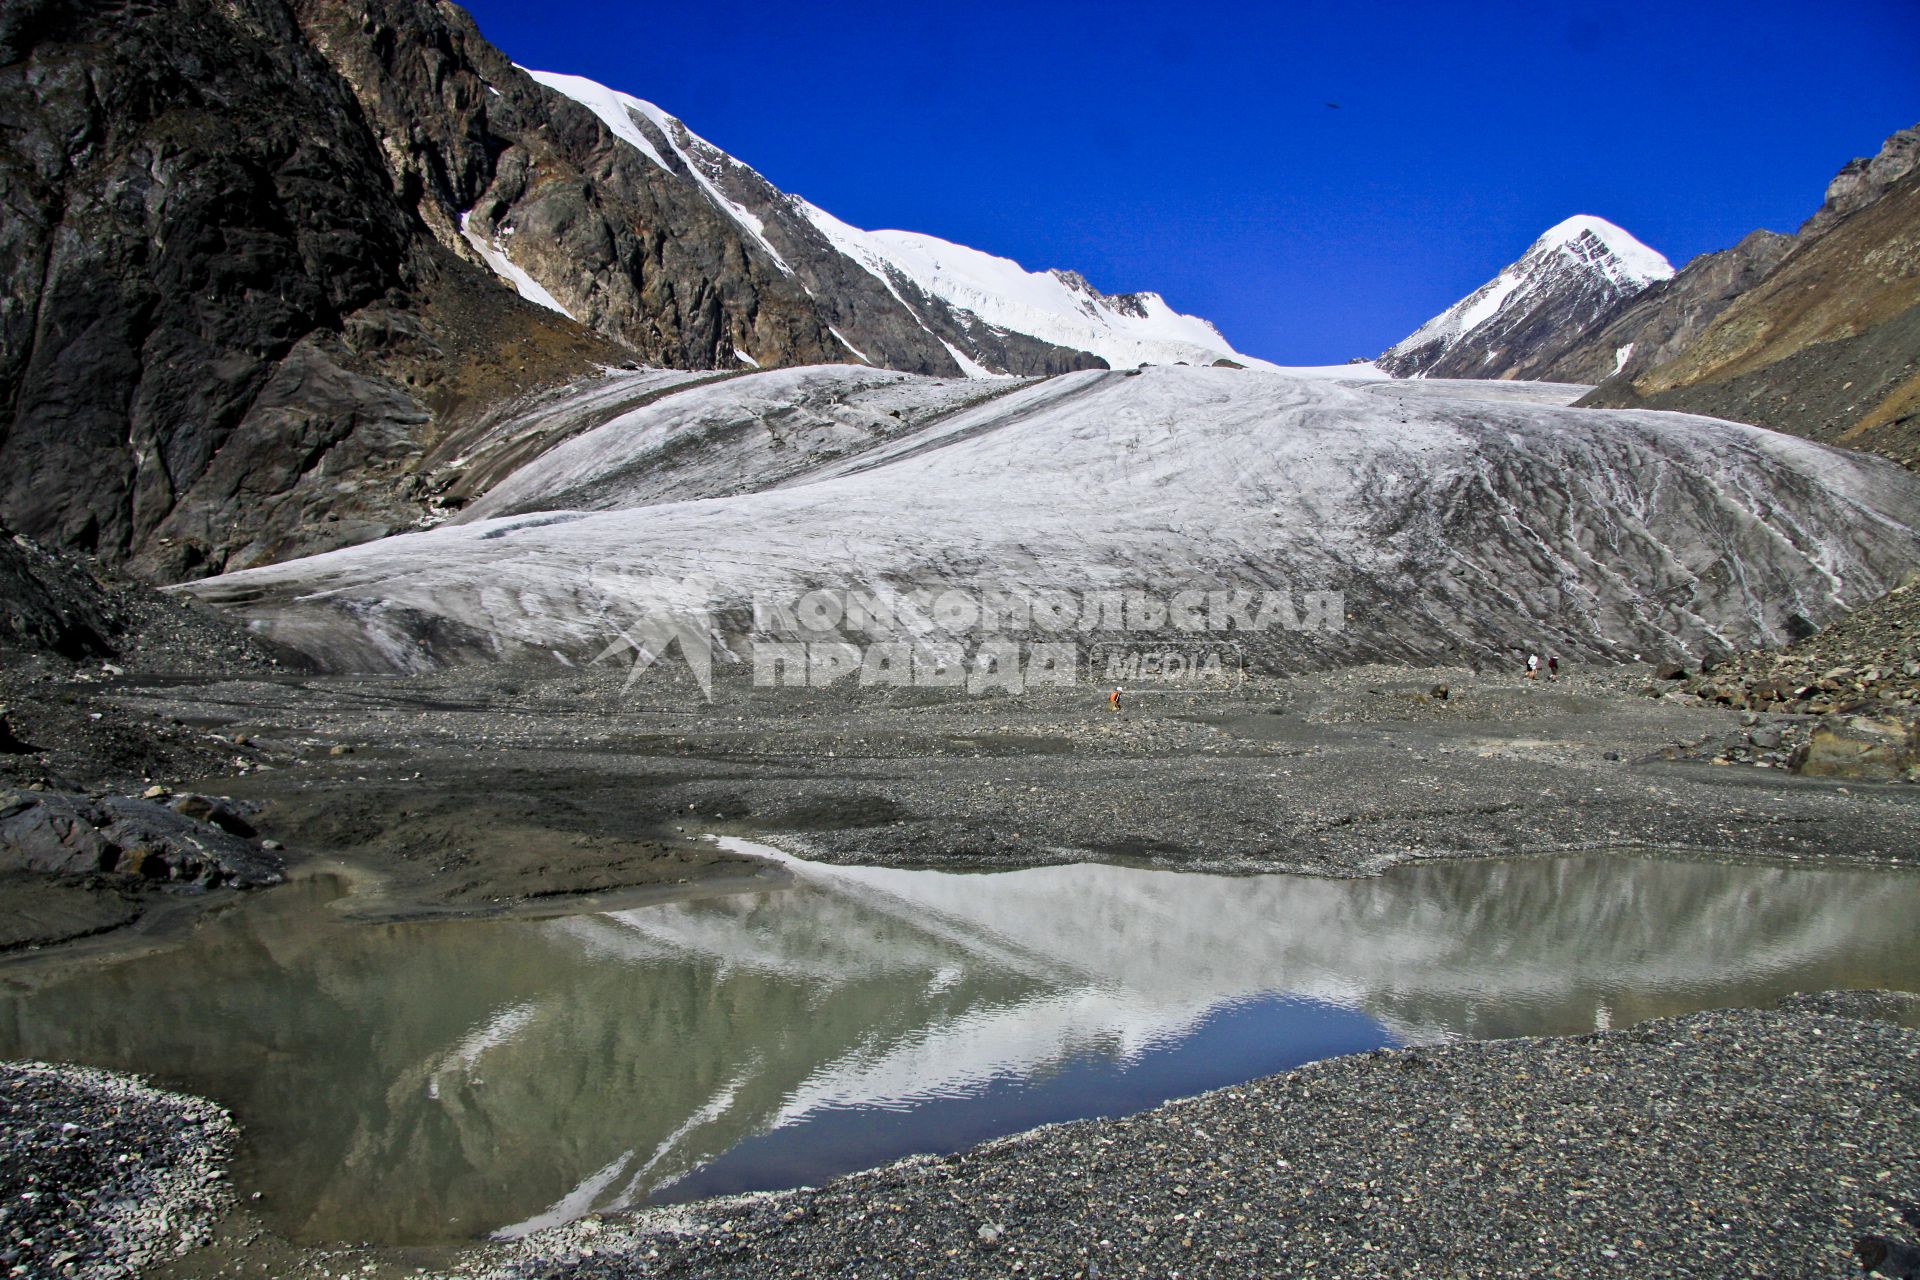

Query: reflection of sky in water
left=1, top=843, right=1917, bottom=1247
left=655, top=992, right=1385, bottom=1207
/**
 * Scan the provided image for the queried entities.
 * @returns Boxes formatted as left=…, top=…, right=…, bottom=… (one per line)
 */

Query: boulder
left=0, top=706, right=34, bottom=754
left=1790, top=717, right=1920, bottom=781
left=167, top=794, right=258, bottom=839
left=0, top=791, right=119, bottom=875
left=0, top=790, right=283, bottom=887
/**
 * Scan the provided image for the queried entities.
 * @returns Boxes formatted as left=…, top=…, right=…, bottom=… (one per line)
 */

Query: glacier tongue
left=182, top=366, right=1920, bottom=677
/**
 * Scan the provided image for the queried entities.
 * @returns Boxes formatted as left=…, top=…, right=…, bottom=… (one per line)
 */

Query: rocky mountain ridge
left=507, top=68, right=1265, bottom=375
left=1523, top=229, right=1797, bottom=388
left=1576, top=123, right=1920, bottom=468
left=1381, top=124, right=1920, bottom=468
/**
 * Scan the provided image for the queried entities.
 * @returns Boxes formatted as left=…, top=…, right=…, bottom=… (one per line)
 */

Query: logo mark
left=589, top=570, right=718, bottom=700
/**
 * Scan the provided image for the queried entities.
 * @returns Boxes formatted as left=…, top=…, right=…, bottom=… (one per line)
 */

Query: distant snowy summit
left=1377, top=216, right=1674, bottom=380
left=502, top=70, right=1272, bottom=376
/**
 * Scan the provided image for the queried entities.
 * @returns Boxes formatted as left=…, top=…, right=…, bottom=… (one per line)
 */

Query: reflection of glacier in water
left=2, top=842, right=1918, bottom=1246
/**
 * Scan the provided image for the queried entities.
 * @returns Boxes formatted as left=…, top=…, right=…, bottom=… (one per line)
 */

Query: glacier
left=182, top=366, right=1920, bottom=676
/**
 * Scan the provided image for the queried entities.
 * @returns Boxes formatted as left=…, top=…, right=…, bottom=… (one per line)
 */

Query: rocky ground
left=0, top=529, right=296, bottom=954
left=0, top=1061, right=236, bottom=1279
left=5, top=633, right=1920, bottom=944
left=1638, top=576, right=1920, bottom=782
left=1661, top=575, right=1920, bottom=718
left=34, top=656, right=1914, bottom=922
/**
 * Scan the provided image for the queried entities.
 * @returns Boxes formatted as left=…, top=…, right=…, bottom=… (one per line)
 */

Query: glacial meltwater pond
left=3, top=841, right=1920, bottom=1246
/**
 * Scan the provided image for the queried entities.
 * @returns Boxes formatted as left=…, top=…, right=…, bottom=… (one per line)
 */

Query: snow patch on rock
left=459, top=211, right=576, bottom=320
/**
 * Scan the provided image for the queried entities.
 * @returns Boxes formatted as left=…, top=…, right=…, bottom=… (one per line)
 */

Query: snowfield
left=790, top=200, right=1280, bottom=373
left=184, top=365, right=1920, bottom=675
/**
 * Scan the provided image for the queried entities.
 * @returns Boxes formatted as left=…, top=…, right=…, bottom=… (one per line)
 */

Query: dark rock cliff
left=0, top=0, right=624, bottom=579
left=2, top=0, right=409, bottom=573
left=287, top=0, right=852, bottom=371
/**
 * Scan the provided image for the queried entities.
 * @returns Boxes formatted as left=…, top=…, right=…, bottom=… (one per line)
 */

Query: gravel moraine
left=0, top=1062, right=236, bottom=1279
left=470, top=995, right=1920, bottom=1280
left=1667, top=577, right=1920, bottom=716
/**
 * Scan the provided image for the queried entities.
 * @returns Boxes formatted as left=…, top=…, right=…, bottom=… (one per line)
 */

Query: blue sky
left=461, top=0, right=1919, bottom=365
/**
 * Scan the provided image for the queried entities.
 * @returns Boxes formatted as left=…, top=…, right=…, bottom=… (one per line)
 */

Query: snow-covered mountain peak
left=1534, top=215, right=1674, bottom=288
left=1377, top=214, right=1673, bottom=379
left=517, top=67, right=1272, bottom=375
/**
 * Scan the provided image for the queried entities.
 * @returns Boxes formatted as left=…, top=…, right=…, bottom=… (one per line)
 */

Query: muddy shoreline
left=159, top=662, right=1920, bottom=877
left=4, top=656, right=1919, bottom=972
